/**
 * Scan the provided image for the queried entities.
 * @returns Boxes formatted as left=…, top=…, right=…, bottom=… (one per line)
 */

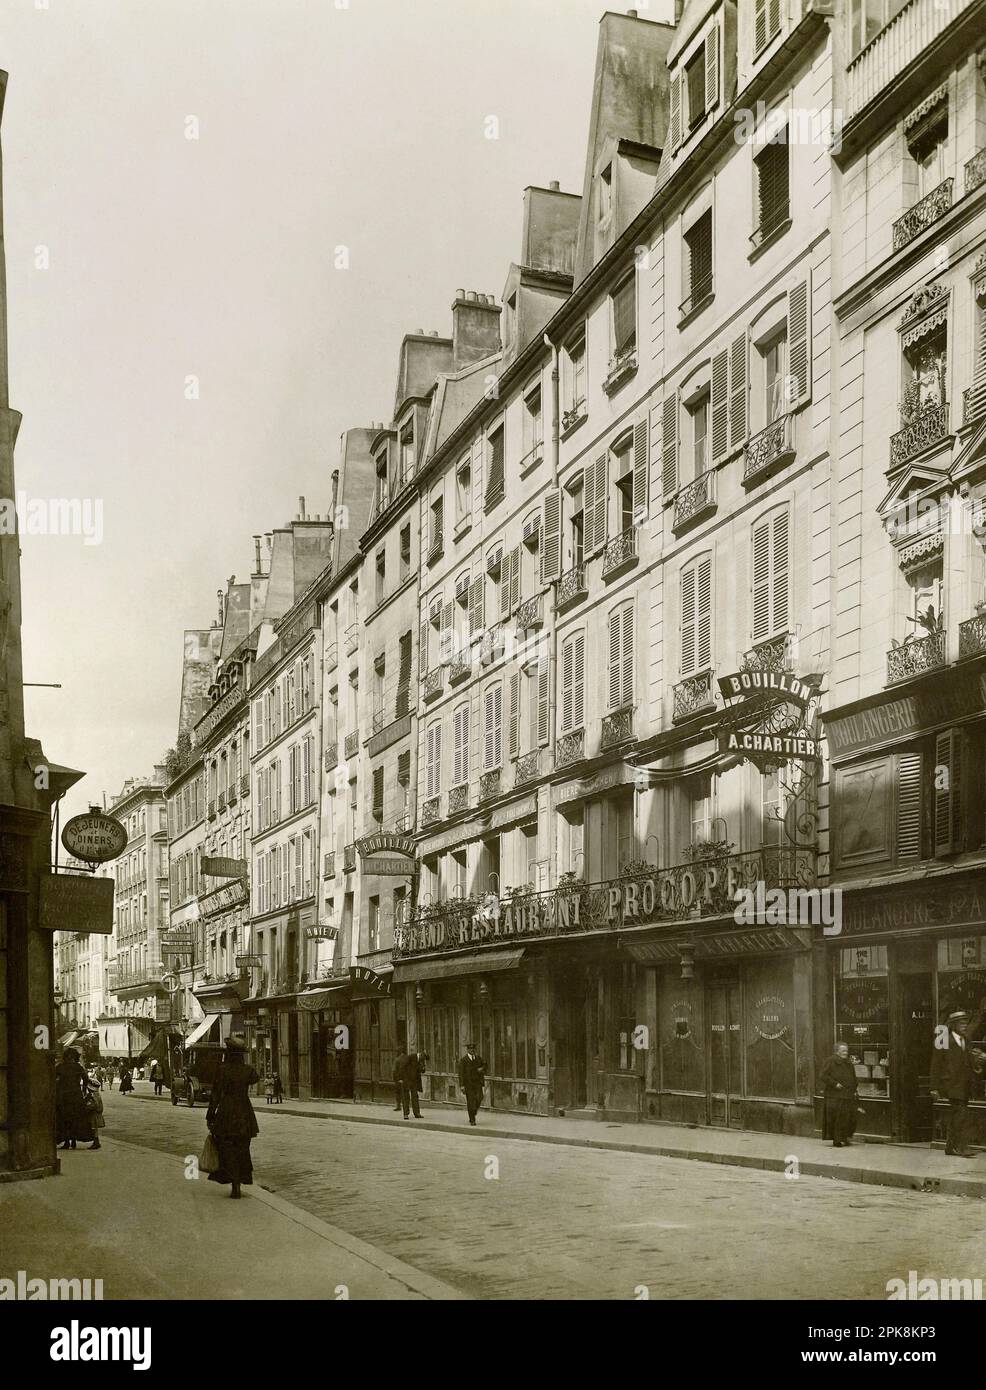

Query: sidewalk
left=134, top=1084, right=986, bottom=1198
left=0, top=1135, right=466, bottom=1300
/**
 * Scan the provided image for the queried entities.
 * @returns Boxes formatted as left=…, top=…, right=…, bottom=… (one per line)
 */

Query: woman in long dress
left=55, top=1048, right=95, bottom=1150
left=205, top=1035, right=260, bottom=1199
left=820, top=1041, right=859, bottom=1147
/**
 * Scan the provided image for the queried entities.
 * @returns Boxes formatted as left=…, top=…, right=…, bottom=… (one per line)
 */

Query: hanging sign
left=349, top=965, right=392, bottom=995
left=61, top=812, right=128, bottom=865
left=717, top=670, right=814, bottom=707
left=39, top=872, right=114, bottom=934
left=718, top=730, right=821, bottom=760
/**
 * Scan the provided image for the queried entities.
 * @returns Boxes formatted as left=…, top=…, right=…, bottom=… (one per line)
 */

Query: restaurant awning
left=392, top=947, right=526, bottom=984
left=192, top=982, right=244, bottom=1014
left=183, top=1014, right=220, bottom=1048
left=297, top=984, right=351, bottom=1013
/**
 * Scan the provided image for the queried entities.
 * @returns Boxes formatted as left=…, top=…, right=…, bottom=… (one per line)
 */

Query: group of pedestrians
left=392, top=1042, right=488, bottom=1126
left=54, top=1048, right=104, bottom=1152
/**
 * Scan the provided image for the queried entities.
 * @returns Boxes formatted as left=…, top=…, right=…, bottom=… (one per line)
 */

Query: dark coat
left=819, top=1055, right=858, bottom=1099
left=930, top=1032, right=981, bottom=1101
left=819, top=1055, right=858, bottom=1143
left=206, top=1058, right=260, bottom=1139
left=458, top=1052, right=486, bottom=1094
left=55, top=1059, right=94, bottom=1142
left=394, top=1053, right=424, bottom=1091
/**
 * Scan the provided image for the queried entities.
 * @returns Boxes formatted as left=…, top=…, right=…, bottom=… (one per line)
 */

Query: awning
left=182, top=1015, right=220, bottom=1048
left=57, top=1030, right=82, bottom=1048
left=193, top=982, right=244, bottom=1014
left=297, top=984, right=350, bottom=1013
left=392, top=947, right=525, bottom=984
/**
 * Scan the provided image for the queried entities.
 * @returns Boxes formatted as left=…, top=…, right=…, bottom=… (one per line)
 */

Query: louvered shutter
left=453, top=706, right=468, bottom=786
left=729, top=333, right=748, bottom=448
left=537, top=657, right=550, bottom=745
left=500, top=549, right=513, bottom=619
left=754, top=0, right=767, bottom=52
left=542, top=489, right=562, bottom=583
left=594, top=455, right=609, bottom=549
left=704, top=26, right=718, bottom=113
left=254, top=700, right=263, bottom=749
left=696, top=556, right=712, bottom=669
left=421, top=495, right=429, bottom=564
left=772, top=510, right=789, bottom=634
left=573, top=632, right=585, bottom=729
left=681, top=567, right=696, bottom=675
left=419, top=618, right=429, bottom=677
left=662, top=394, right=678, bottom=498
left=372, top=766, right=384, bottom=820
left=934, top=730, right=962, bottom=856
left=561, top=638, right=574, bottom=732
left=621, top=603, right=634, bottom=708
left=440, top=601, right=453, bottom=664
left=633, top=419, right=649, bottom=522
left=669, top=73, right=682, bottom=150
left=469, top=577, right=485, bottom=636
left=510, top=545, right=521, bottom=611
left=509, top=670, right=521, bottom=758
left=896, top=752, right=923, bottom=861
left=711, top=347, right=730, bottom=463
left=788, top=274, right=811, bottom=406
left=585, top=454, right=606, bottom=552
left=752, top=518, right=771, bottom=642
left=484, top=685, right=502, bottom=770
left=608, top=610, right=622, bottom=711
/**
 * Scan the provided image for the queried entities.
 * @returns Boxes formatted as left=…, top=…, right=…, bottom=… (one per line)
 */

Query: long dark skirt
left=207, top=1136, right=254, bottom=1186
left=822, top=1095, right=857, bottom=1143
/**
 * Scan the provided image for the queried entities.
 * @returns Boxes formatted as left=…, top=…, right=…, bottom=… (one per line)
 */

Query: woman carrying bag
left=204, top=1035, right=260, bottom=1199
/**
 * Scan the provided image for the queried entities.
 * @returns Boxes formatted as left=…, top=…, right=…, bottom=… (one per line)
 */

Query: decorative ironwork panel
left=601, top=706, right=634, bottom=749
left=423, top=668, right=444, bottom=701
left=343, top=843, right=357, bottom=872
left=958, top=614, right=986, bottom=660
left=889, top=400, right=950, bottom=468
left=344, top=732, right=359, bottom=759
left=514, top=750, right=540, bottom=786
left=479, top=768, right=501, bottom=801
left=515, top=595, right=543, bottom=630
left=886, top=631, right=945, bottom=684
left=556, top=566, right=587, bottom=607
left=965, top=148, right=986, bottom=197
left=892, top=178, right=953, bottom=251
left=421, top=796, right=441, bottom=828
left=449, top=654, right=472, bottom=684
left=601, top=528, right=637, bottom=576
left=673, top=669, right=716, bottom=722
left=323, top=851, right=335, bottom=879
left=744, top=634, right=790, bottom=673
left=240, top=774, right=250, bottom=796
left=324, top=747, right=338, bottom=772
left=963, top=381, right=986, bottom=426
left=217, top=792, right=226, bottom=813
left=344, top=624, right=359, bottom=655
left=448, top=784, right=469, bottom=815
left=743, top=415, right=794, bottom=484
left=555, top=729, right=585, bottom=769
left=673, top=471, right=715, bottom=530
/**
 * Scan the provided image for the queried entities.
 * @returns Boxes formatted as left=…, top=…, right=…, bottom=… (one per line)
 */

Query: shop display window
left=936, top=938, right=986, bottom=1102
left=658, top=975, right=705, bottom=1092
left=835, top=946, right=890, bottom=1100
left=745, top=959, right=797, bottom=1100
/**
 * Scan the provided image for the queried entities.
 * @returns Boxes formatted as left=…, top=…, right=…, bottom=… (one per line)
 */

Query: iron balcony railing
left=479, top=768, right=501, bottom=801
left=886, top=631, right=946, bottom=684
left=421, top=796, right=441, bottom=828
left=448, top=784, right=469, bottom=815
left=344, top=732, right=359, bottom=759
left=673, top=669, right=717, bottom=723
left=892, top=178, right=953, bottom=252
left=423, top=668, right=444, bottom=702
left=561, top=400, right=587, bottom=434
left=602, top=345, right=638, bottom=395
left=846, top=0, right=977, bottom=121
left=556, top=565, right=587, bottom=609
left=673, top=471, right=716, bottom=532
left=744, top=413, right=795, bottom=485
left=601, top=527, right=638, bottom=577
left=958, top=614, right=986, bottom=660
left=323, top=851, right=335, bottom=879
left=514, top=750, right=540, bottom=787
left=515, top=595, right=543, bottom=630
left=555, top=728, right=585, bottom=770
left=344, top=624, right=359, bottom=656
left=601, top=706, right=634, bottom=750
left=395, top=848, right=818, bottom=958
left=965, top=148, right=986, bottom=197
left=343, top=844, right=357, bottom=873
left=889, top=399, right=950, bottom=468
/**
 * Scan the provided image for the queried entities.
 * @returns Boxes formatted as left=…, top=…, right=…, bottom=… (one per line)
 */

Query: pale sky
left=0, top=0, right=676, bottom=818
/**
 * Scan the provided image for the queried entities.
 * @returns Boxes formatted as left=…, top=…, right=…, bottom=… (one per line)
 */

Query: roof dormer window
left=669, top=24, right=719, bottom=152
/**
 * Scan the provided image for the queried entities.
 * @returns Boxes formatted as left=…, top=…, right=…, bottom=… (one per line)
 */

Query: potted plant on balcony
left=890, top=604, right=944, bottom=648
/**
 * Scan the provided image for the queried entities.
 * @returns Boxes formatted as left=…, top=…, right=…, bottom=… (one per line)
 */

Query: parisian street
left=94, top=1087, right=984, bottom=1302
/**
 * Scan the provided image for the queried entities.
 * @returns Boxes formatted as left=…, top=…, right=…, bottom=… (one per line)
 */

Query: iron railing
left=889, top=400, right=950, bottom=468
left=958, top=614, right=986, bottom=660
left=515, top=595, right=543, bottom=629
left=965, top=148, right=986, bottom=197
left=601, top=528, right=638, bottom=577
left=421, top=796, right=441, bottom=828
left=886, top=631, right=946, bottom=684
left=555, top=728, right=585, bottom=770
left=744, top=413, right=795, bottom=485
left=673, top=471, right=716, bottom=531
left=448, top=784, right=469, bottom=815
left=601, top=706, right=634, bottom=749
left=673, top=669, right=716, bottom=723
left=343, top=844, right=357, bottom=873
left=892, top=178, right=953, bottom=251
left=556, top=565, right=587, bottom=609
left=479, top=768, right=501, bottom=801
left=423, top=668, right=444, bottom=702
left=344, top=732, right=359, bottom=759
left=514, top=750, right=541, bottom=786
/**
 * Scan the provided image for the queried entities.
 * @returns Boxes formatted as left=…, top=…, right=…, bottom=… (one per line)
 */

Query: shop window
left=835, top=946, right=890, bottom=1100
left=936, top=938, right=986, bottom=1091
left=745, top=958, right=799, bottom=1100
left=658, top=975, right=705, bottom=1093
left=614, top=963, right=638, bottom=1071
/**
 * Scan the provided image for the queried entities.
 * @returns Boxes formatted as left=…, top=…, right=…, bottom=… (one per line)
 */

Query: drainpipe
left=544, top=333, right=561, bottom=885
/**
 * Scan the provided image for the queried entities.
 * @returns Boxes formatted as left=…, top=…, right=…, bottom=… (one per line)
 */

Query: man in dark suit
left=395, top=1050, right=427, bottom=1119
left=930, top=1010, right=983, bottom=1156
left=458, top=1042, right=487, bottom=1126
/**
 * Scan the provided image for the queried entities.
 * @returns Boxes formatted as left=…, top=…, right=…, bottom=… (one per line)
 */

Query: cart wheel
left=171, top=1092, right=178, bottom=1106
left=186, top=1090, right=195, bottom=1108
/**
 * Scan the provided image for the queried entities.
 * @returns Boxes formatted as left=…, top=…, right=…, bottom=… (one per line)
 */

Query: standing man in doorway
left=930, top=1010, right=983, bottom=1157
left=396, top=1049, right=427, bottom=1119
left=458, top=1041, right=487, bottom=1126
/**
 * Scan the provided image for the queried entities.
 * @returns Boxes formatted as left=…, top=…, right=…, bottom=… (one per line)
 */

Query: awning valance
left=392, top=947, right=526, bottom=984
left=297, top=984, right=351, bottom=1013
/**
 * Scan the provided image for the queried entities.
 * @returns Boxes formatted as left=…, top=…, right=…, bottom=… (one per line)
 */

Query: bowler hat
left=947, top=1010, right=971, bottom=1024
left=465, top=1041, right=476, bottom=1049
left=224, top=1034, right=248, bottom=1052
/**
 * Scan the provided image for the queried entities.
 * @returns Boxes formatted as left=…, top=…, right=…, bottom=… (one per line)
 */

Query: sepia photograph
left=0, top=0, right=985, bottom=1355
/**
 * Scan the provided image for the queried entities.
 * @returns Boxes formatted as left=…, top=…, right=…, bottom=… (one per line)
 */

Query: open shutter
left=669, top=73, right=682, bottom=151
left=934, top=730, right=962, bottom=856
left=729, top=332, right=748, bottom=449
left=586, top=454, right=606, bottom=552
left=573, top=632, right=585, bottom=729
left=711, top=347, right=730, bottom=463
left=469, top=577, right=485, bottom=636
left=788, top=273, right=811, bottom=407
left=537, top=658, right=550, bottom=745
left=704, top=25, right=718, bottom=113
left=608, top=610, right=622, bottom=711
left=440, top=601, right=454, bottom=664
left=510, top=545, right=521, bottom=611
left=484, top=687, right=495, bottom=769
left=419, top=619, right=429, bottom=675
left=509, top=670, right=521, bottom=759
left=772, top=509, right=789, bottom=634
left=421, top=495, right=430, bottom=562
left=542, top=489, right=562, bottom=583
left=696, top=556, right=712, bottom=669
left=561, top=638, right=574, bottom=732
left=500, top=549, right=513, bottom=619
left=754, top=0, right=767, bottom=51
left=897, top=751, right=923, bottom=861
left=621, top=603, right=634, bottom=707
left=633, top=418, right=649, bottom=523
left=752, top=518, right=771, bottom=642
left=662, top=394, right=678, bottom=498
left=681, top=567, right=696, bottom=675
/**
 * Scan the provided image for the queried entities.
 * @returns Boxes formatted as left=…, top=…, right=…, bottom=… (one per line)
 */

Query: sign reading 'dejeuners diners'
left=60, top=812, right=128, bottom=865
left=716, top=669, right=814, bottom=706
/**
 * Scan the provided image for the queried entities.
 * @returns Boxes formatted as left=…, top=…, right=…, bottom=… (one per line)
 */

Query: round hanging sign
left=61, top=812, right=128, bottom=865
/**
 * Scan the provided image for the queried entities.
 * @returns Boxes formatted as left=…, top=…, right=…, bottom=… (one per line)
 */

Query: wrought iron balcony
left=673, top=471, right=716, bottom=532
left=515, top=595, right=543, bottom=630
left=561, top=400, right=587, bottom=435
left=743, top=413, right=795, bottom=486
left=601, top=527, right=638, bottom=578
left=886, top=631, right=946, bottom=685
left=601, top=706, right=634, bottom=750
left=325, top=641, right=338, bottom=672
left=963, top=381, right=986, bottom=427
left=959, top=614, right=986, bottom=660
left=324, top=746, right=338, bottom=773
left=889, top=400, right=950, bottom=469
left=448, top=784, right=469, bottom=815
left=479, top=768, right=501, bottom=801
left=228, top=783, right=238, bottom=805
left=423, top=667, right=444, bottom=702
left=555, top=728, right=585, bottom=770
left=673, top=669, right=716, bottom=723
left=344, top=732, right=359, bottom=759
left=449, top=653, right=472, bottom=684
left=344, top=624, right=359, bottom=656
left=421, top=796, right=441, bottom=829
left=679, top=279, right=714, bottom=323
left=556, top=565, right=588, bottom=610
left=395, top=813, right=414, bottom=834
left=744, top=633, right=792, bottom=673
left=892, top=178, right=953, bottom=252
left=427, top=532, right=445, bottom=562
left=372, top=708, right=386, bottom=734
left=480, top=627, right=504, bottom=666
left=343, top=843, right=357, bottom=873
left=966, top=148, right=986, bottom=197
left=514, top=750, right=540, bottom=787
left=396, top=846, right=817, bottom=958
left=323, top=851, right=335, bottom=879
left=602, top=346, right=638, bottom=396
left=240, top=773, right=250, bottom=796
left=217, top=792, right=226, bottom=813
left=207, top=800, right=216, bottom=821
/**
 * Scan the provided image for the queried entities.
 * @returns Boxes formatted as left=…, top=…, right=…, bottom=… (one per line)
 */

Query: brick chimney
left=451, top=290, right=501, bottom=371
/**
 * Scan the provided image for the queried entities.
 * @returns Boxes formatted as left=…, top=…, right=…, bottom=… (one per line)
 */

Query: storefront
left=297, top=981, right=353, bottom=1098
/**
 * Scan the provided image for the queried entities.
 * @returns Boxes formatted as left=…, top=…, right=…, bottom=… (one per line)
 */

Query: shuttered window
left=509, top=671, right=521, bottom=759
left=896, top=751, right=923, bottom=862
left=585, top=455, right=609, bottom=553
left=684, top=210, right=713, bottom=307
left=633, top=418, right=649, bottom=522
left=537, top=658, right=550, bottom=745
left=425, top=721, right=442, bottom=799
left=372, top=766, right=384, bottom=823
left=608, top=603, right=634, bottom=711
left=484, top=684, right=503, bottom=770
left=485, top=425, right=505, bottom=510
left=500, top=546, right=521, bottom=618
left=561, top=632, right=585, bottom=732
left=754, top=0, right=782, bottom=53
left=541, top=489, right=562, bottom=583
left=681, top=556, right=713, bottom=675
left=469, top=576, right=485, bottom=636
left=751, top=509, right=790, bottom=642
left=612, top=276, right=637, bottom=358
left=396, top=632, right=412, bottom=717
left=754, top=133, right=789, bottom=242
left=453, top=704, right=469, bottom=787
left=934, top=730, right=963, bottom=856
left=787, top=275, right=811, bottom=406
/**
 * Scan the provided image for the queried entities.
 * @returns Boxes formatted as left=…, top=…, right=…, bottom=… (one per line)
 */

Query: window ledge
left=519, top=447, right=544, bottom=479
left=603, top=352, right=638, bottom=396
left=748, top=216, right=792, bottom=262
left=483, top=488, right=505, bottom=515
left=561, top=408, right=588, bottom=440
left=453, top=516, right=472, bottom=541
left=678, top=290, right=715, bottom=328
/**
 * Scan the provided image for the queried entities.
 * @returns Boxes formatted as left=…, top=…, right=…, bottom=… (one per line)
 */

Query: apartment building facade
left=107, top=774, right=170, bottom=1046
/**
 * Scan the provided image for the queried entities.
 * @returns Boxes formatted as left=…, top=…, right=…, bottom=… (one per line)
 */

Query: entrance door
left=708, top=980, right=742, bottom=1127
left=287, top=1012, right=299, bottom=1099
left=897, top=972, right=933, bottom=1142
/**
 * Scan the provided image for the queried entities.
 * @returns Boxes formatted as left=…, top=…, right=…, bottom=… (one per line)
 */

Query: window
left=607, top=603, right=634, bottom=711
left=902, top=322, right=946, bottom=420
left=425, top=721, right=442, bottom=799
left=453, top=703, right=469, bottom=787
left=681, top=555, right=713, bottom=675
left=761, top=769, right=784, bottom=847
left=483, top=683, right=503, bottom=771
left=568, top=479, right=584, bottom=571
left=399, top=524, right=411, bottom=581
left=373, top=653, right=386, bottom=729
left=687, top=772, right=714, bottom=848
left=761, top=332, right=787, bottom=425
left=753, top=131, right=789, bottom=245
left=521, top=823, right=538, bottom=890
left=848, top=0, right=907, bottom=58
left=400, top=420, right=415, bottom=484
left=429, top=492, right=444, bottom=557
left=683, top=209, right=713, bottom=314
left=480, top=834, right=501, bottom=893
left=368, top=896, right=381, bottom=953
left=613, top=438, right=634, bottom=535
left=908, top=104, right=949, bottom=201
left=754, top=0, right=782, bottom=53
left=685, top=48, right=706, bottom=130
left=560, top=631, right=585, bottom=732
left=397, top=751, right=411, bottom=823
left=611, top=276, right=636, bottom=361
left=396, top=632, right=412, bottom=718
left=565, top=334, right=586, bottom=415
left=485, top=424, right=505, bottom=510
left=372, top=766, right=384, bottom=825
left=687, top=391, right=710, bottom=480
left=751, top=508, right=790, bottom=643
left=375, top=548, right=386, bottom=606
left=523, top=384, right=542, bottom=462
left=455, top=456, right=472, bottom=522
left=374, top=454, right=389, bottom=516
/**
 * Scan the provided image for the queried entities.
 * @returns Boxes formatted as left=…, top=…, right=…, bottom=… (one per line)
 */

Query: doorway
left=897, top=971, right=934, bottom=1142
left=707, top=978, right=742, bottom=1127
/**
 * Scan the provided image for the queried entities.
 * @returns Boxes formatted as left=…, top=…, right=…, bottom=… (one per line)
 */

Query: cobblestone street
left=101, top=1089, right=986, bottom=1301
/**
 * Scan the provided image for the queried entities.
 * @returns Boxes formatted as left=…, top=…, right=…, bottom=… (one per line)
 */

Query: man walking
left=395, top=1050, right=427, bottom=1118
left=457, top=1041, right=487, bottom=1126
left=930, top=1009, right=983, bottom=1156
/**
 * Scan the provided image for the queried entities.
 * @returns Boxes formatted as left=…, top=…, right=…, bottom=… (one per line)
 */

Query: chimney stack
left=217, top=589, right=225, bottom=627
left=253, top=535, right=262, bottom=573
left=451, top=289, right=502, bottom=371
left=298, top=495, right=306, bottom=521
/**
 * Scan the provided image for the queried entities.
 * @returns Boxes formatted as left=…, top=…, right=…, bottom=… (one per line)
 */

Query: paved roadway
left=103, top=1086, right=985, bottom=1301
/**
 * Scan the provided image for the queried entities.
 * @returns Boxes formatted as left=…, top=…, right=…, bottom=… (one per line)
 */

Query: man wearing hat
left=457, top=1041, right=487, bottom=1126
left=930, top=1010, right=982, bottom=1157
